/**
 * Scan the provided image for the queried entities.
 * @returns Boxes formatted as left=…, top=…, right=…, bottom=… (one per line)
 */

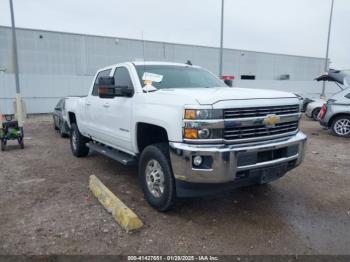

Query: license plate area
left=237, top=145, right=298, bottom=167
left=236, top=163, right=289, bottom=182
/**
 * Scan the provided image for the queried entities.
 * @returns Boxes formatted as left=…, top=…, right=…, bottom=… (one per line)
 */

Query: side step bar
left=87, top=142, right=137, bottom=166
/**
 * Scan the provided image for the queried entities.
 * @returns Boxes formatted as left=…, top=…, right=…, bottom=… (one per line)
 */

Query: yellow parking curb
left=89, top=175, right=143, bottom=232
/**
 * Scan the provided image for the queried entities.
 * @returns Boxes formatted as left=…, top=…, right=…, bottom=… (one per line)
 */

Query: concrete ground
left=0, top=115, right=349, bottom=255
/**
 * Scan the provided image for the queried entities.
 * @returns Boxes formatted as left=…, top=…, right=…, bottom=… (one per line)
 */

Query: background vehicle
left=305, top=99, right=326, bottom=121
left=66, top=62, right=307, bottom=211
left=318, top=71, right=350, bottom=137
left=305, top=69, right=348, bottom=121
left=0, top=114, right=24, bottom=151
left=53, top=98, right=69, bottom=138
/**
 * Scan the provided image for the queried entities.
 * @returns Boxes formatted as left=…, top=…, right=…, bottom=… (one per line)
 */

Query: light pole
left=321, top=0, right=335, bottom=98
left=9, top=0, right=23, bottom=127
left=219, top=0, right=224, bottom=77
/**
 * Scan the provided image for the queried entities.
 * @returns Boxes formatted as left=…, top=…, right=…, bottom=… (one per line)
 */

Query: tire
left=19, top=138, right=24, bottom=149
left=59, top=121, right=69, bottom=138
left=312, top=108, right=321, bottom=121
left=53, top=116, right=59, bottom=130
left=138, top=143, right=176, bottom=212
left=70, top=123, right=89, bottom=157
left=1, top=140, right=5, bottom=151
left=331, top=115, right=350, bottom=137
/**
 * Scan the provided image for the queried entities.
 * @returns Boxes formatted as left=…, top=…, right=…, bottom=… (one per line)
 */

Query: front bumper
left=169, top=131, right=307, bottom=189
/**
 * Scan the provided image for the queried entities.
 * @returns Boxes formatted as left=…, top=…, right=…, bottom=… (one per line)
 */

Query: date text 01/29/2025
left=127, top=256, right=219, bottom=261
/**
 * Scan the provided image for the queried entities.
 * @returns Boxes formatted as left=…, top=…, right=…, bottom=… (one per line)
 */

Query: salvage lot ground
left=0, top=115, right=349, bottom=255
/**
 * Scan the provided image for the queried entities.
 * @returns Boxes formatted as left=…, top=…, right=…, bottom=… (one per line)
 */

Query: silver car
left=318, top=71, right=350, bottom=137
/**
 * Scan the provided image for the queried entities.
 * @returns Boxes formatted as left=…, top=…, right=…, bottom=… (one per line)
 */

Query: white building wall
left=0, top=26, right=330, bottom=114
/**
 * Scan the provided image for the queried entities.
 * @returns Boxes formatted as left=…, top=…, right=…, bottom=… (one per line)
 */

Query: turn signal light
left=184, top=110, right=196, bottom=120
left=319, top=104, right=327, bottom=120
left=184, top=128, right=198, bottom=139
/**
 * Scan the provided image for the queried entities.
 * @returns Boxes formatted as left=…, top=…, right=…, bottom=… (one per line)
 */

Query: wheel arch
left=329, top=113, right=350, bottom=127
left=136, top=122, right=169, bottom=154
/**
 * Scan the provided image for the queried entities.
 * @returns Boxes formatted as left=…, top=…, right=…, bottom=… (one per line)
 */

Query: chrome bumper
left=169, top=131, right=307, bottom=184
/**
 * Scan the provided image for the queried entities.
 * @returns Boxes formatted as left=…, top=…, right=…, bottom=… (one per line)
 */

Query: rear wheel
left=139, top=143, right=176, bottom=212
left=70, top=123, right=89, bottom=157
left=331, top=115, right=350, bottom=137
left=312, top=108, right=321, bottom=121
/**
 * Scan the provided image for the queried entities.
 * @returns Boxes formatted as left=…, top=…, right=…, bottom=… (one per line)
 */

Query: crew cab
left=66, top=62, right=307, bottom=211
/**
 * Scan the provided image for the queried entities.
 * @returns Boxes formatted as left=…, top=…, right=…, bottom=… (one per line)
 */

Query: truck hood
left=157, top=87, right=297, bottom=105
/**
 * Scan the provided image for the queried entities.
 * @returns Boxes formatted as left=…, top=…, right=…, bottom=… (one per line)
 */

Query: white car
left=66, top=61, right=307, bottom=211
left=305, top=99, right=326, bottom=121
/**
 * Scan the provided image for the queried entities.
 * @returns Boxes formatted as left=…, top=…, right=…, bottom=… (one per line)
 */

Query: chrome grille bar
left=224, top=105, right=300, bottom=119
left=224, top=121, right=299, bottom=141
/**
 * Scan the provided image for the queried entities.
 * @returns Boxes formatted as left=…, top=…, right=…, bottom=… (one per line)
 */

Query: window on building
left=241, top=75, right=255, bottom=80
left=92, top=69, right=112, bottom=96
left=279, top=74, right=290, bottom=80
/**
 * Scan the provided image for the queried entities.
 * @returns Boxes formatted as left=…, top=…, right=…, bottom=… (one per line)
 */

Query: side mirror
left=220, top=75, right=234, bottom=87
left=97, top=76, right=134, bottom=98
left=97, top=76, right=116, bottom=99
left=224, top=79, right=233, bottom=87
left=54, top=107, right=61, bottom=111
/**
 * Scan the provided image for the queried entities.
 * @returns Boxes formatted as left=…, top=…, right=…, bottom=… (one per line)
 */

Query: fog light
left=198, top=129, right=210, bottom=139
left=193, top=155, right=203, bottom=167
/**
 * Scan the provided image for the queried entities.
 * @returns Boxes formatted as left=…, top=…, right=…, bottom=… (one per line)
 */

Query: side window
left=92, top=69, right=112, bottom=96
left=114, top=67, right=134, bottom=89
left=345, top=93, right=350, bottom=99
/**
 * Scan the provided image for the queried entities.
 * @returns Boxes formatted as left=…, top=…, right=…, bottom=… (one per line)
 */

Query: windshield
left=135, top=65, right=226, bottom=89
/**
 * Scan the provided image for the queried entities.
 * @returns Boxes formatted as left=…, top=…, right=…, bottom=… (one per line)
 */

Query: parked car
left=53, top=98, right=69, bottom=137
left=318, top=71, right=350, bottom=137
left=305, top=99, right=326, bottom=121
left=66, top=61, right=307, bottom=211
left=304, top=69, right=348, bottom=121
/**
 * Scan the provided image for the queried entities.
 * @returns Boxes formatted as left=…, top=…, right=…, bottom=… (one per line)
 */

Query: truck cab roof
left=99, top=61, right=200, bottom=71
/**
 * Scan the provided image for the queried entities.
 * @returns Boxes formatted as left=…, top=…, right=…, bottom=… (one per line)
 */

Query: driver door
left=103, top=66, right=134, bottom=153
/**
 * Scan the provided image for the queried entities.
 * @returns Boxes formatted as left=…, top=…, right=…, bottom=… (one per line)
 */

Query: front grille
left=224, top=121, right=299, bottom=141
left=224, top=105, right=299, bottom=119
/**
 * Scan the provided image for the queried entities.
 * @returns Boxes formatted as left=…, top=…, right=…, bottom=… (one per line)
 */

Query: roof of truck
left=99, top=61, right=201, bottom=71
left=132, top=61, right=197, bottom=67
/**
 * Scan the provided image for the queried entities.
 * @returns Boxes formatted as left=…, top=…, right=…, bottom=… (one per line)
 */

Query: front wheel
left=331, top=115, right=350, bottom=137
left=138, top=143, right=176, bottom=212
left=70, top=123, right=90, bottom=157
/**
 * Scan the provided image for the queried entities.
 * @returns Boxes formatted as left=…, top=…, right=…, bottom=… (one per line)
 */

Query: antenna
left=141, top=31, right=146, bottom=62
left=141, top=31, right=146, bottom=78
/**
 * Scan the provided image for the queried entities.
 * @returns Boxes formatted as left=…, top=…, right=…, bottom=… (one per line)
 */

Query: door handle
left=86, top=102, right=91, bottom=106
left=103, top=103, right=110, bottom=108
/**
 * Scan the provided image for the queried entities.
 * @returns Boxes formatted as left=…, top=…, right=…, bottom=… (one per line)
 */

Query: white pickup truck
left=66, top=61, right=307, bottom=211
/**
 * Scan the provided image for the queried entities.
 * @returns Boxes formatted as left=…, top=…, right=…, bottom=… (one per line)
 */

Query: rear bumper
left=169, top=132, right=307, bottom=196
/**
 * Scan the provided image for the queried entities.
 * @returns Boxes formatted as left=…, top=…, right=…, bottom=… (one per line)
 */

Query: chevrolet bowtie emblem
left=263, top=114, right=280, bottom=127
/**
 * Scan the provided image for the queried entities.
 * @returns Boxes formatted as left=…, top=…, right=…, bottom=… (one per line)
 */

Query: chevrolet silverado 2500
left=66, top=62, right=307, bottom=211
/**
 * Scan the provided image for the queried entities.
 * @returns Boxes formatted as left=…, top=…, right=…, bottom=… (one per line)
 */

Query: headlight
left=183, top=128, right=222, bottom=140
left=184, top=109, right=223, bottom=119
